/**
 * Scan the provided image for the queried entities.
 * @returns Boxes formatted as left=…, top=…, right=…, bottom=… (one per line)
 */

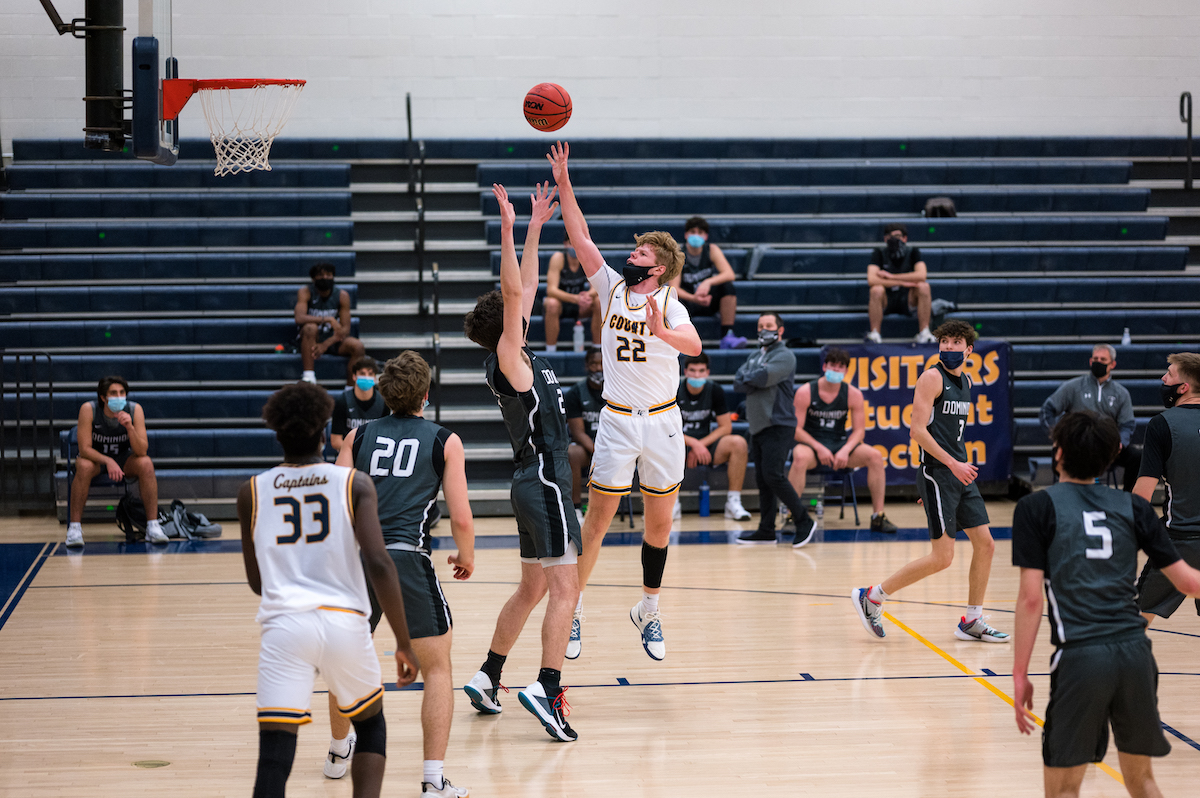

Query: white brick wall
left=3, top=1, right=1200, bottom=154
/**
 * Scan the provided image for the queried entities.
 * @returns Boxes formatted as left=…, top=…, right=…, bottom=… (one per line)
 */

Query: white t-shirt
left=590, top=263, right=692, bottom=408
left=251, top=463, right=370, bottom=623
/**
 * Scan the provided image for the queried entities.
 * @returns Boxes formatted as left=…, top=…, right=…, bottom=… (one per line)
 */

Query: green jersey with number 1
left=920, top=362, right=972, bottom=471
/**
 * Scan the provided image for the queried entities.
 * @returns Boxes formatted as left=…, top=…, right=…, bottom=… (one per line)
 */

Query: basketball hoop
left=161, top=78, right=306, bottom=175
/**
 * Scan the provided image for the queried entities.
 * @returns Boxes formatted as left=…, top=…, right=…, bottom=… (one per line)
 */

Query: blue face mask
left=565, top=246, right=576, bottom=259
left=356, top=376, right=375, bottom=391
left=939, top=350, right=966, bottom=370
left=686, top=377, right=706, bottom=389
left=106, top=396, right=127, bottom=413
left=686, top=234, right=706, bottom=249
left=422, top=398, right=429, bottom=410
left=824, top=369, right=845, bottom=384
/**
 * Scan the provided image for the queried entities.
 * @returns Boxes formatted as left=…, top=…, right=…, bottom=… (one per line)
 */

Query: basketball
left=523, top=83, right=572, bottom=132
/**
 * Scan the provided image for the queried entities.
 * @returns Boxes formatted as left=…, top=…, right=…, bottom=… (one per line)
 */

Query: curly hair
left=1051, top=411, right=1120, bottom=480
left=634, top=230, right=685, bottom=285
left=377, top=351, right=431, bottom=415
left=933, top=319, right=976, bottom=347
left=262, top=382, right=334, bottom=459
left=464, top=290, right=505, bottom=352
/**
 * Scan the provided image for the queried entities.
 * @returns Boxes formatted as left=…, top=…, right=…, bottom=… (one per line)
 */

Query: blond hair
left=634, top=230, right=685, bottom=285
left=377, top=350, right=431, bottom=415
left=1167, top=352, right=1200, bottom=392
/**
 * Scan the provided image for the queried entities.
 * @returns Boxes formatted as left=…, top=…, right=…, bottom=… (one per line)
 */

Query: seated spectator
left=294, top=261, right=365, bottom=385
left=674, top=354, right=751, bottom=521
left=564, top=347, right=604, bottom=523
left=331, top=356, right=388, bottom=452
left=671, top=216, right=746, bottom=349
left=66, top=376, right=166, bottom=547
left=1039, top=343, right=1140, bottom=491
left=543, top=233, right=601, bottom=351
left=866, top=223, right=934, bottom=344
left=788, top=348, right=898, bottom=533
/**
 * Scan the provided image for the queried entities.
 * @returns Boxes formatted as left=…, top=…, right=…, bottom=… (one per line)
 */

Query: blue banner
left=828, top=341, right=1012, bottom=486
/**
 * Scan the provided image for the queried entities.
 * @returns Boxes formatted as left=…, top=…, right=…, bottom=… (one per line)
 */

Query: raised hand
left=492, top=183, right=516, bottom=228
left=529, top=181, right=560, bottom=227
left=646, top=294, right=665, bottom=338
left=546, top=141, right=570, bottom=185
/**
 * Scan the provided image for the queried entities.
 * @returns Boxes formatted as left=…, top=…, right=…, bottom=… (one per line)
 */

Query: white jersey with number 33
left=591, top=263, right=692, bottom=408
left=251, top=462, right=369, bottom=624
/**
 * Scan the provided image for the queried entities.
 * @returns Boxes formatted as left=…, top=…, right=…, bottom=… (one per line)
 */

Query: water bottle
left=813, top=495, right=825, bottom=539
left=573, top=321, right=585, bottom=352
left=698, top=481, right=710, bottom=517
left=1121, top=327, right=1131, bottom=346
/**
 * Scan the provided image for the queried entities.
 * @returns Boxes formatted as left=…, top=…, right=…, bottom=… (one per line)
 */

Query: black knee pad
left=351, top=709, right=387, bottom=757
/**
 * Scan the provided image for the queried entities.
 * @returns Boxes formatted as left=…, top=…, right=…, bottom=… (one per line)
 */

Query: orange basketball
left=524, top=83, right=572, bottom=132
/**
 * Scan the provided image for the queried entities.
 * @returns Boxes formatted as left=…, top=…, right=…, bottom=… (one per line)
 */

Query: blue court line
left=0, top=543, right=54, bottom=634
left=1161, top=723, right=1200, bottom=753
left=49, top=527, right=1015, bottom=557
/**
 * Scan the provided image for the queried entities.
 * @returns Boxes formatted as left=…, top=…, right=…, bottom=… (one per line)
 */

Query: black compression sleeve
left=1132, top=494, right=1182, bottom=569
left=1011, top=491, right=1054, bottom=571
left=432, top=427, right=451, bottom=480
left=1137, top=414, right=1171, bottom=481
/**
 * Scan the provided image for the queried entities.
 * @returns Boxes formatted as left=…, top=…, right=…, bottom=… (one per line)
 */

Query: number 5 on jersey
left=370, top=437, right=420, bottom=478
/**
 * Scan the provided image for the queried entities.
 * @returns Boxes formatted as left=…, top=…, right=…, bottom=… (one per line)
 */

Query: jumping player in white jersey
left=548, top=142, right=703, bottom=661
left=237, top=382, right=419, bottom=798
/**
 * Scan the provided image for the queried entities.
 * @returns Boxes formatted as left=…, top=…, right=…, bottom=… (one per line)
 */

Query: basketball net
left=194, top=81, right=305, bottom=176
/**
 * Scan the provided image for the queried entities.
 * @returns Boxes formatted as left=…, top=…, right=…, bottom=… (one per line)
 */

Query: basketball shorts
left=366, top=549, right=452, bottom=640
left=512, top=452, right=582, bottom=563
left=542, top=296, right=582, bottom=319
left=590, top=401, right=685, bottom=498
left=916, top=464, right=989, bottom=539
left=884, top=289, right=916, bottom=317
left=1042, top=633, right=1170, bottom=767
left=1137, top=538, right=1200, bottom=618
left=256, top=608, right=383, bottom=724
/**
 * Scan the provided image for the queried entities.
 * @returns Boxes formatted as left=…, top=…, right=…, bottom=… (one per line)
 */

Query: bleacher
left=3, top=136, right=1197, bottom=520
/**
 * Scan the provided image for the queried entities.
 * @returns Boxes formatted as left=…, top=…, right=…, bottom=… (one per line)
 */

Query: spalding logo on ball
left=524, top=83, right=572, bottom=132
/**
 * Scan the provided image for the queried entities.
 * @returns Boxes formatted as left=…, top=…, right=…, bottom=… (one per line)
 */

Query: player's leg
left=320, top=609, right=387, bottom=798
left=1114, top=754, right=1164, bottom=798
left=411, top=631, right=461, bottom=793
left=66, top=457, right=100, bottom=546
left=326, top=692, right=354, bottom=777
left=714, top=434, right=750, bottom=519
left=347, top=699, right=387, bottom=798
left=578, top=408, right=640, bottom=586
left=868, top=285, right=886, bottom=335
left=255, top=614, right=320, bottom=798
left=963, top=523, right=996, bottom=607
left=123, top=454, right=166, bottom=542
left=882, top=532, right=956, bottom=596
left=758, top=426, right=814, bottom=544
left=464, top=559, right=546, bottom=714
left=1108, top=637, right=1171, bottom=798
left=909, top=282, right=932, bottom=333
left=543, top=297, right=563, bottom=349
left=299, top=323, right=319, bottom=371
left=338, top=337, right=366, bottom=385
left=1041, top=765, right=1087, bottom=798
left=786, top=443, right=817, bottom=501
left=578, top=489, right=621, bottom=586
left=847, top=444, right=887, bottom=516
left=517, top=558, right=580, bottom=742
left=952, top=483, right=1007, bottom=641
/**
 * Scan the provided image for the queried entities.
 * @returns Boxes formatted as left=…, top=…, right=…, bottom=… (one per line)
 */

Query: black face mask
left=313, top=277, right=334, bottom=293
left=587, top=369, right=604, bottom=388
left=1161, top=382, right=1185, bottom=408
left=622, top=263, right=656, bottom=287
left=1089, top=361, right=1110, bottom=379
left=885, top=236, right=908, bottom=262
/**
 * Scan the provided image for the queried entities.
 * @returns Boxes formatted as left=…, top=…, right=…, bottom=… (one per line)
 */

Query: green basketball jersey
left=803, top=380, right=850, bottom=449
left=485, top=347, right=571, bottom=465
left=920, top=362, right=971, bottom=470
left=351, top=414, right=451, bottom=551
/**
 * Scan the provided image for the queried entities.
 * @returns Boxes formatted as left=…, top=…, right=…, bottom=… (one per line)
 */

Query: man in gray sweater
left=1039, top=343, right=1140, bottom=491
left=733, top=313, right=815, bottom=546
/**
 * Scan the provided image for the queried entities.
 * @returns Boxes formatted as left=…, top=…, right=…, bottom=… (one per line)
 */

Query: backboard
left=132, top=0, right=178, bottom=164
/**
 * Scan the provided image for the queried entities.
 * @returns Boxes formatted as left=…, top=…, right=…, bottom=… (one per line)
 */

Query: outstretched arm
left=547, top=141, right=604, bottom=279
left=520, top=182, right=559, bottom=322
left=493, top=184, right=535, bottom=393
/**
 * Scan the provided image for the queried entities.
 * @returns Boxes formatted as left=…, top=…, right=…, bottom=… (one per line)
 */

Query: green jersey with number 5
left=352, top=414, right=452, bottom=552
left=920, top=361, right=972, bottom=470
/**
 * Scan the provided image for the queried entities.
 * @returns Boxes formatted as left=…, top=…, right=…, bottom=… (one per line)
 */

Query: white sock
left=965, top=605, right=983, bottom=623
left=330, top=734, right=351, bottom=755
left=642, top=591, right=659, bottom=614
left=575, top=594, right=583, bottom=613
left=545, top=344, right=557, bottom=352
left=868, top=584, right=888, bottom=604
left=146, top=519, right=162, bottom=533
left=423, top=760, right=444, bottom=788
left=68, top=522, right=82, bottom=534
left=301, top=370, right=316, bottom=383
left=728, top=490, right=741, bottom=501
left=920, top=326, right=931, bottom=334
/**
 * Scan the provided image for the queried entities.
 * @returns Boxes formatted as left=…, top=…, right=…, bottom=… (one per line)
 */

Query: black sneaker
left=869, top=513, right=898, bottom=534
left=792, top=514, right=817, bottom=548
left=736, top=529, right=778, bottom=545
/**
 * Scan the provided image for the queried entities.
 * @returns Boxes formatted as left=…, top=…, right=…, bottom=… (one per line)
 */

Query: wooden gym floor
left=1, top=501, right=1198, bottom=797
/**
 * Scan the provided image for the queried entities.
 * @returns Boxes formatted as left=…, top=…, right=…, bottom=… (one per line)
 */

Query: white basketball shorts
left=589, top=400, right=684, bottom=497
left=256, top=608, right=383, bottom=724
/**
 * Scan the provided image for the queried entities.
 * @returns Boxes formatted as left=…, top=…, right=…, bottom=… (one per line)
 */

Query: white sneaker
left=565, top=610, right=583, bottom=660
left=145, top=521, right=168, bottom=544
left=323, top=732, right=355, bottom=779
left=575, top=507, right=585, bottom=526
left=463, top=670, right=504, bottom=714
left=724, top=494, right=751, bottom=521
left=915, top=328, right=937, bottom=344
left=301, top=370, right=317, bottom=384
left=865, top=330, right=883, bottom=344
left=630, top=601, right=666, bottom=661
left=517, top=680, right=576, bottom=742
left=65, top=525, right=84, bottom=548
left=672, top=499, right=682, bottom=520
left=422, top=776, right=469, bottom=797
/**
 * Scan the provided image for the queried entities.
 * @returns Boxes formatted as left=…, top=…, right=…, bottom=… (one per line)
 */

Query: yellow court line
left=882, top=610, right=1125, bottom=787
